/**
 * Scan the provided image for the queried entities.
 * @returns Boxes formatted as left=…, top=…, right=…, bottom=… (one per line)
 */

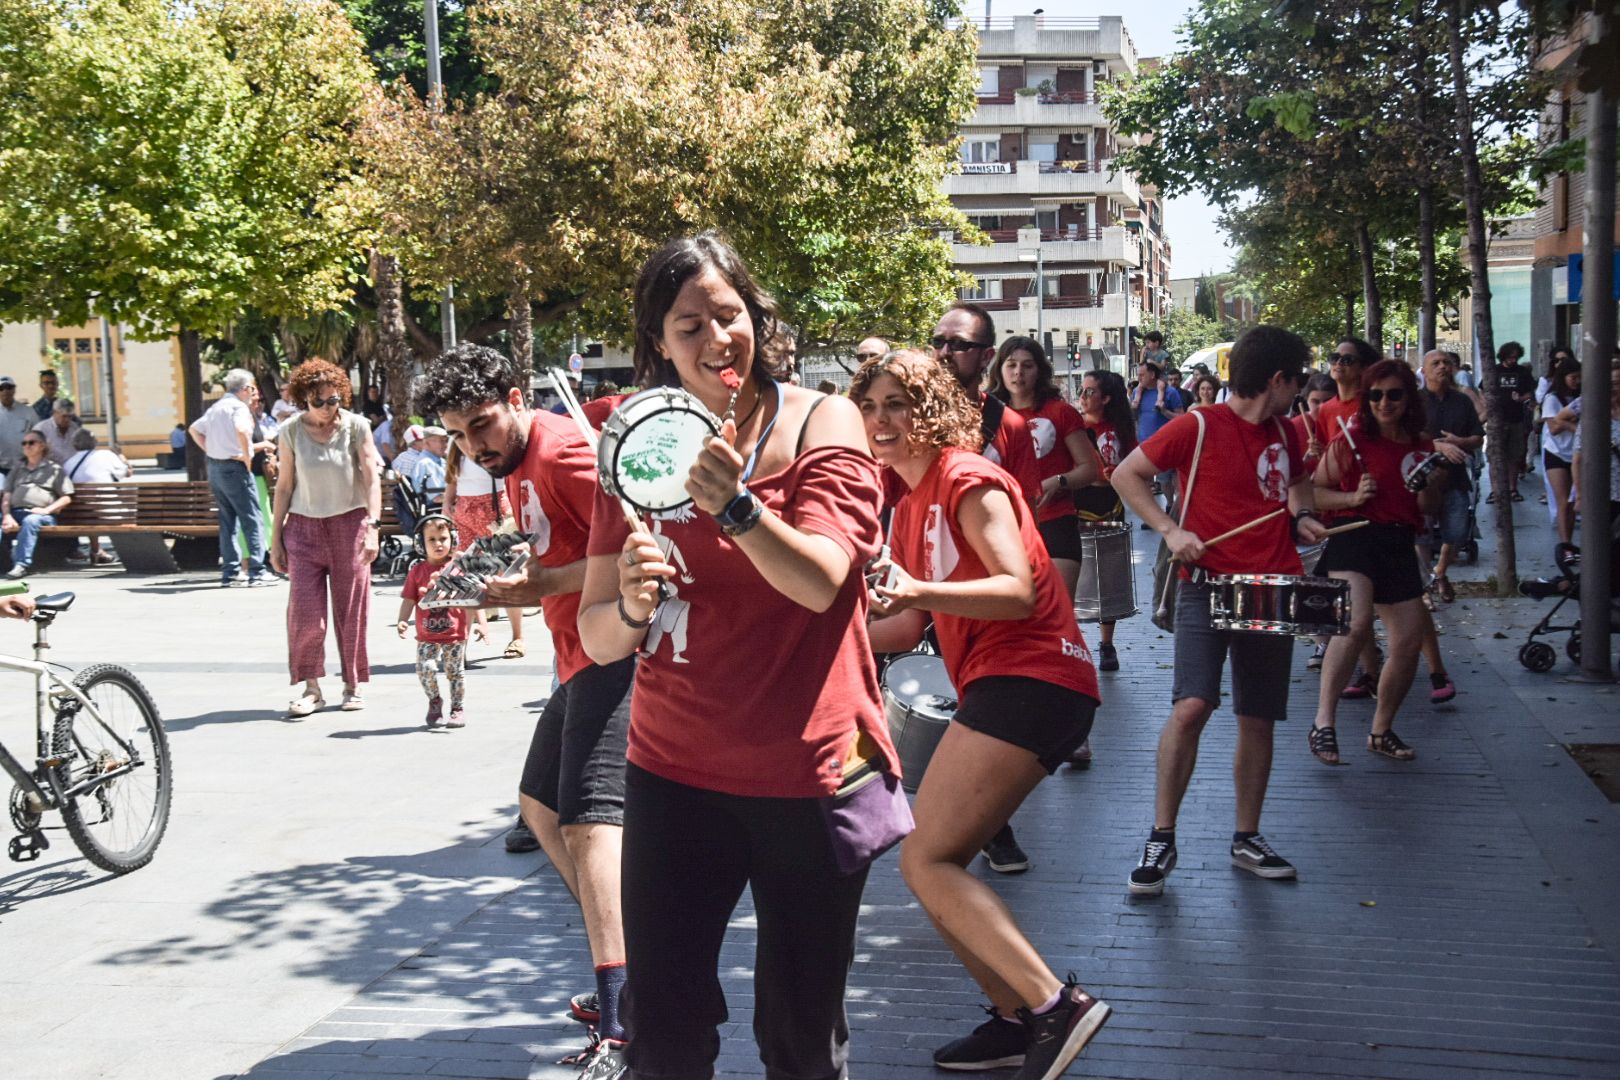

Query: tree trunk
left=1448, top=0, right=1514, bottom=595
left=508, top=267, right=534, bottom=373
left=1577, top=5, right=1615, bottom=678
left=374, top=250, right=412, bottom=425
left=179, top=327, right=206, bottom=482
left=1344, top=293, right=1356, bottom=339
left=1418, top=181, right=1438, bottom=355
left=1356, top=219, right=1383, bottom=348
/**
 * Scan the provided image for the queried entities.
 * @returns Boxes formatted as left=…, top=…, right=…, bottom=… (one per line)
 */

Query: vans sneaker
left=1127, top=834, right=1176, bottom=896
left=982, top=826, right=1030, bottom=874
left=1230, top=833, right=1296, bottom=879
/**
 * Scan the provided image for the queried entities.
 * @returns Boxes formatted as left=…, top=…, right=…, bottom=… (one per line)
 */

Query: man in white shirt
left=270, top=382, right=299, bottom=424
left=389, top=425, right=427, bottom=535
left=189, top=369, right=272, bottom=587
left=410, top=427, right=449, bottom=507
left=0, top=376, right=38, bottom=474
left=32, top=399, right=82, bottom=465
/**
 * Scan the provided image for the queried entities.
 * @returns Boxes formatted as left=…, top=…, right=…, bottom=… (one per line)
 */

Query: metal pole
left=99, top=317, right=118, bottom=448
left=1577, top=11, right=1614, bottom=681
left=1036, top=245, right=1044, bottom=345
left=424, top=0, right=457, bottom=349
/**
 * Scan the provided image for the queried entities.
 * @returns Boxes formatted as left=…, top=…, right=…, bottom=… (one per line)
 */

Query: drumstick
left=1319, top=519, right=1370, bottom=537
left=1336, top=416, right=1366, bottom=469
left=1153, top=507, right=1287, bottom=619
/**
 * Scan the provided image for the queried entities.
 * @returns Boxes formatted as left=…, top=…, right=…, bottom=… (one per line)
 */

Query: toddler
left=398, top=514, right=469, bottom=728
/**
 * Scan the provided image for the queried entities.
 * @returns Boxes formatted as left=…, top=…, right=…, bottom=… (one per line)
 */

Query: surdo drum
left=880, top=652, right=956, bottom=793
left=597, top=387, right=720, bottom=514
left=1074, top=524, right=1137, bottom=623
left=1207, top=574, right=1350, bottom=637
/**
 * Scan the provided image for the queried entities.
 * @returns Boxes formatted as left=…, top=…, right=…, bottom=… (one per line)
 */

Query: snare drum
left=1074, top=524, right=1137, bottom=622
left=880, top=652, right=956, bottom=793
left=1208, top=574, right=1350, bottom=637
left=597, top=387, right=720, bottom=514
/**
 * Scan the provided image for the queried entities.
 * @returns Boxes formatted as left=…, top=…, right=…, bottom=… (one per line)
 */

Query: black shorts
left=1316, top=520, right=1425, bottom=605
left=953, top=675, right=1096, bottom=774
left=1543, top=450, right=1572, bottom=474
left=1036, top=516, right=1084, bottom=563
left=519, top=656, right=634, bottom=826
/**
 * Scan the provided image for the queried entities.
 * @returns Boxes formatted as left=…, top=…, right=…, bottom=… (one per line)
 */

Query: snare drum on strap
left=596, top=387, right=720, bottom=514
left=1207, top=573, right=1350, bottom=637
left=1074, top=524, right=1137, bottom=623
left=880, top=652, right=956, bottom=792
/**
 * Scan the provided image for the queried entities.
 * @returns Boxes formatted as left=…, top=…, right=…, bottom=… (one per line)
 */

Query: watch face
left=724, top=492, right=755, bottom=525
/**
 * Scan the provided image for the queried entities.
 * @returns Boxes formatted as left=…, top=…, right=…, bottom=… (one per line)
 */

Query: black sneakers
left=982, top=825, right=1030, bottom=874
left=1014, top=981, right=1111, bottom=1080
left=1230, top=833, right=1296, bottom=879
left=933, top=1007, right=1026, bottom=1071
left=1127, top=834, right=1176, bottom=896
left=1097, top=643, right=1119, bottom=672
left=504, top=816, right=540, bottom=854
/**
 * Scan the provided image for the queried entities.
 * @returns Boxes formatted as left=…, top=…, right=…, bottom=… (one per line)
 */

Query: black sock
left=1149, top=827, right=1175, bottom=843
left=1233, top=831, right=1257, bottom=844
left=595, top=961, right=628, bottom=1042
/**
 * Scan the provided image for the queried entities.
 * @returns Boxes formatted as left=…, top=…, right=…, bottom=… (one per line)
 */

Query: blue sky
left=976, top=0, right=1233, bottom=277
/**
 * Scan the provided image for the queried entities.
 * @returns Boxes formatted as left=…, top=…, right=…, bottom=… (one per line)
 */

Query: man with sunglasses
left=0, top=430, right=74, bottom=578
left=930, top=304, right=1040, bottom=507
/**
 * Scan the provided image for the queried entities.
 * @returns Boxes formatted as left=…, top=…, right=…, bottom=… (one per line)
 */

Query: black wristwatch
left=714, top=489, right=764, bottom=537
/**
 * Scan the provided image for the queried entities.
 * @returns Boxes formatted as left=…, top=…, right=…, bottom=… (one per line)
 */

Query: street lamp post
left=424, top=0, right=457, bottom=349
left=1018, top=236, right=1044, bottom=348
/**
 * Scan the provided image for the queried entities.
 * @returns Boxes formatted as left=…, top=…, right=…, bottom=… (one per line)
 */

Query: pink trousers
left=284, top=508, right=371, bottom=686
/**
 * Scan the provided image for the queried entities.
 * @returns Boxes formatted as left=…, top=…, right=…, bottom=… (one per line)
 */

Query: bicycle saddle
left=32, top=592, right=76, bottom=613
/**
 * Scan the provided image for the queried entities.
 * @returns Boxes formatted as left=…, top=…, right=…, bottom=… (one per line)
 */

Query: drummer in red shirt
left=1075, top=369, right=1139, bottom=673
left=1111, top=326, right=1328, bottom=898
left=1308, top=360, right=1443, bottom=765
left=856, top=349, right=1110, bottom=1080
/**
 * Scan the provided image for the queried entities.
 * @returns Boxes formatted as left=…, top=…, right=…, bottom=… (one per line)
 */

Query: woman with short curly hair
left=855, top=349, right=1111, bottom=1077
left=270, top=358, right=383, bottom=717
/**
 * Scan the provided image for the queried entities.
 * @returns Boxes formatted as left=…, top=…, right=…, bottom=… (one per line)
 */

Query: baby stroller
left=1517, top=541, right=1620, bottom=672
left=379, top=471, right=431, bottom=577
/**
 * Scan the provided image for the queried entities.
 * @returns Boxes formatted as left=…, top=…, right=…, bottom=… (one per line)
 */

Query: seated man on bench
left=1, top=431, right=73, bottom=578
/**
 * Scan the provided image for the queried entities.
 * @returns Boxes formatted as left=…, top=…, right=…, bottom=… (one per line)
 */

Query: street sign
left=568, top=353, right=584, bottom=372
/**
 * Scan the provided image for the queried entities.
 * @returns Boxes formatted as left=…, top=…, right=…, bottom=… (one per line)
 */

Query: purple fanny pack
left=819, top=767, right=914, bottom=877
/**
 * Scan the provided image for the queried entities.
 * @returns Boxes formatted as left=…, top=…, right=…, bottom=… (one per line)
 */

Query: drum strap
left=740, top=380, right=785, bottom=484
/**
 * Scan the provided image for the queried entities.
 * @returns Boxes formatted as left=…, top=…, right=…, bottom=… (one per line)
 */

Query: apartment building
left=943, top=15, right=1169, bottom=372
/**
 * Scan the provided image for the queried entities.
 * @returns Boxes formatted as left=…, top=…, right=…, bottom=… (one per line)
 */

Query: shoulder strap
left=1176, top=410, right=1207, bottom=527
left=67, top=452, right=89, bottom=480
left=795, top=393, right=834, bottom=456
left=979, top=394, right=1004, bottom=448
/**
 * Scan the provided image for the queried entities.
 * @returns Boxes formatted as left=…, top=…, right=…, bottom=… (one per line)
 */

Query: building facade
left=943, top=15, right=1169, bottom=374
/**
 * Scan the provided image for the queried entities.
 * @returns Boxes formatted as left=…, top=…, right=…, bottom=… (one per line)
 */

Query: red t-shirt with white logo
left=1013, top=398, right=1085, bottom=523
left=1140, top=404, right=1305, bottom=577
left=978, top=395, right=1042, bottom=508
left=586, top=446, right=897, bottom=799
left=1085, top=417, right=1128, bottom=473
left=1316, top=394, right=1361, bottom=448
left=403, top=560, right=469, bottom=643
left=503, top=411, right=599, bottom=684
left=890, top=449, right=1099, bottom=702
left=1323, top=420, right=1435, bottom=531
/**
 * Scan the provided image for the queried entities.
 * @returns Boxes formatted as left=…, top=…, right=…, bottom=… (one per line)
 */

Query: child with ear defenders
left=398, top=514, right=470, bottom=728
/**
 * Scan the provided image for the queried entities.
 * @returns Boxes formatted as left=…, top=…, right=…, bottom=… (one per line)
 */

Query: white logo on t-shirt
left=517, top=479, right=553, bottom=556
left=1096, top=430, right=1120, bottom=468
left=1256, top=442, right=1290, bottom=503
left=1028, top=417, right=1057, bottom=459
left=1400, top=450, right=1425, bottom=479
left=922, top=503, right=960, bottom=582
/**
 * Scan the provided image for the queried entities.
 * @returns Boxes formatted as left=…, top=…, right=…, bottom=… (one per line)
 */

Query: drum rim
left=1209, top=573, right=1342, bottom=587
left=599, top=387, right=719, bottom=514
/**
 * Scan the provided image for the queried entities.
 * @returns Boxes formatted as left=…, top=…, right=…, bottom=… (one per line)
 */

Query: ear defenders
left=413, top=512, right=460, bottom=555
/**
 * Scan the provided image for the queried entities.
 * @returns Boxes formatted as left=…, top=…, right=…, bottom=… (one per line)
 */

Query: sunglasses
left=930, top=336, right=992, bottom=353
left=1366, top=388, right=1406, bottom=404
left=854, top=352, right=884, bottom=363
left=1330, top=355, right=1362, bottom=366
left=1079, top=387, right=1099, bottom=397
left=310, top=395, right=342, bottom=408
left=21, top=439, right=42, bottom=446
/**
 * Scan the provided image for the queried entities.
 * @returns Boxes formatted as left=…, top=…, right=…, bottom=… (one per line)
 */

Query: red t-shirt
left=1013, top=398, right=1085, bottom=523
left=1085, top=417, right=1129, bottom=474
left=580, top=393, right=628, bottom=431
left=1316, top=393, right=1361, bottom=448
left=503, top=411, right=599, bottom=684
left=1323, top=421, right=1435, bottom=531
left=587, top=446, right=897, bottom=798
left=978, top=395, right=1041, bottom=508
left=890, top=449, right=1100, bottom=702
left=403, top=560, right=468, bottom=644
left=1140, top=404, right=1305, bottom=577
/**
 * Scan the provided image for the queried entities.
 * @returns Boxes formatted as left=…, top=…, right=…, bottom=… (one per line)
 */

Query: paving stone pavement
left=1, top=476, right=1615, bottom=1080
left=232, top=496, right=1620, bottom=1080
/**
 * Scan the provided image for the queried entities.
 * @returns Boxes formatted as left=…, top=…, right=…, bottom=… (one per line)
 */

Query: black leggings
left=621, top=763, right=869, bottom=1080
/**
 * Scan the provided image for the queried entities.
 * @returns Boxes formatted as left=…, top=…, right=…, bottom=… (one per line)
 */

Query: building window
left=959, top=278, right=1004, bottom=302
left=47, top=330, right=107, bottom=419
left=1029, top=140, right=1058, bottom=163
left=960, top=138, right=1001, bottom=164
left=977, top=66, right=999, bottom=96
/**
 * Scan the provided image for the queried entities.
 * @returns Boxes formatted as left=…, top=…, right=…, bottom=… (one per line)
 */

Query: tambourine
left=597, top=386, right=720, bottom=514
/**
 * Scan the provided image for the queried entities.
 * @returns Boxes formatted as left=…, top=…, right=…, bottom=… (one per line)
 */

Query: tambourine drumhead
left=598, top=387, right=719, bottom=514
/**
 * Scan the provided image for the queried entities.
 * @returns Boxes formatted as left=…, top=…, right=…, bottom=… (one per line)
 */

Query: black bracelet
left=617, top=595, right=655, bottom=629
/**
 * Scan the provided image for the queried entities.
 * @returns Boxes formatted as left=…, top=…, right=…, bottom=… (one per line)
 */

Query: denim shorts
left=519, top=656, right=634, bottom=826
left=1434, top=486, right=1471, bottom=548
left=1172, top=579, right=1294, bottom=722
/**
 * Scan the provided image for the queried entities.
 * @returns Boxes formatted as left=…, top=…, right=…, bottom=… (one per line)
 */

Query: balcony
left=944, top=159, right=1142, bottom=203
left=960, top=15, right=1137, bottom=72
left=1016, top=291, right=1141, bottom=330
left=951, top=226, right=1141, bottom=268
left=968, top=94, right=1107, bottom=129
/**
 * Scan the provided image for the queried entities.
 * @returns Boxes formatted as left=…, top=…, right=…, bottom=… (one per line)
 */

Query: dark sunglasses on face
left=21, top=439, right=42, bottom=446
left=931, top=336, right=992, bottom=353
left=1366, top=388, right=1405, bottom=404
left=854, top=352, right=883, bottom=362
left=1330, top=354, right=1361, bottom=366
left=310, top=395, right=342, bottom=409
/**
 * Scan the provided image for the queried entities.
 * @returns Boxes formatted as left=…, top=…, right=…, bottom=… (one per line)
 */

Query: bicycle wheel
left=52, top=664, right=172, bottom=874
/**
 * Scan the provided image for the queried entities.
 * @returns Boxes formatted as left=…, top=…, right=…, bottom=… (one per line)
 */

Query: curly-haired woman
left=270, top=359, right=383, bottom=717
left=856, top=349, right=1111, bottom=1079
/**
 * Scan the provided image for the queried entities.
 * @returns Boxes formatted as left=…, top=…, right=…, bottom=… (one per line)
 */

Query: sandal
left=1367, top=729, right=1416, bottom=761
left=1435, top=574, right=1455, bottom=603
left=503, top=639, right=526, bottom=659
left=1308, top=725, right=1341, bottom=765
left=287, top=690, right=325, bottom=719
left=340, top=689, right=365, bottom=712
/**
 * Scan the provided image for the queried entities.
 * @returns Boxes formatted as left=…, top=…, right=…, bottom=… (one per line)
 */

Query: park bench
left=32, top=479, right=403, bottom=574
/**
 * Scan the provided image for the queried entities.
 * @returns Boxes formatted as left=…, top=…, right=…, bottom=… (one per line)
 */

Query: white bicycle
left=3, top=592, right=172, bottom=873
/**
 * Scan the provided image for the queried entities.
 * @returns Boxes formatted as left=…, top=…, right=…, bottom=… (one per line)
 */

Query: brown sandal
left=1308, top=725, right=1341, bottom=765
left=1367, top=729, right=1416, bottom=761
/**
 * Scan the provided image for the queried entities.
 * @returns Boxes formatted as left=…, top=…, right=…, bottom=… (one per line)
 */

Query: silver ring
left=624, top=551, right=637, bottom=567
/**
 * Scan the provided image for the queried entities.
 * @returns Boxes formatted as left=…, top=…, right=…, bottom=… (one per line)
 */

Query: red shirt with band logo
left=587, top=445, right=898, bottom=799
left=1140, top=404, right=1305, bottom=577
left=978, top=394, right=1041, bottom=508
left=503, top=411, right=598, bottom=684
left=890, top=449, right=1099, bottom=702
left=1323, top=419, right=1435, bottom=531
left=1012, top=398, right=1085, bottom=523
